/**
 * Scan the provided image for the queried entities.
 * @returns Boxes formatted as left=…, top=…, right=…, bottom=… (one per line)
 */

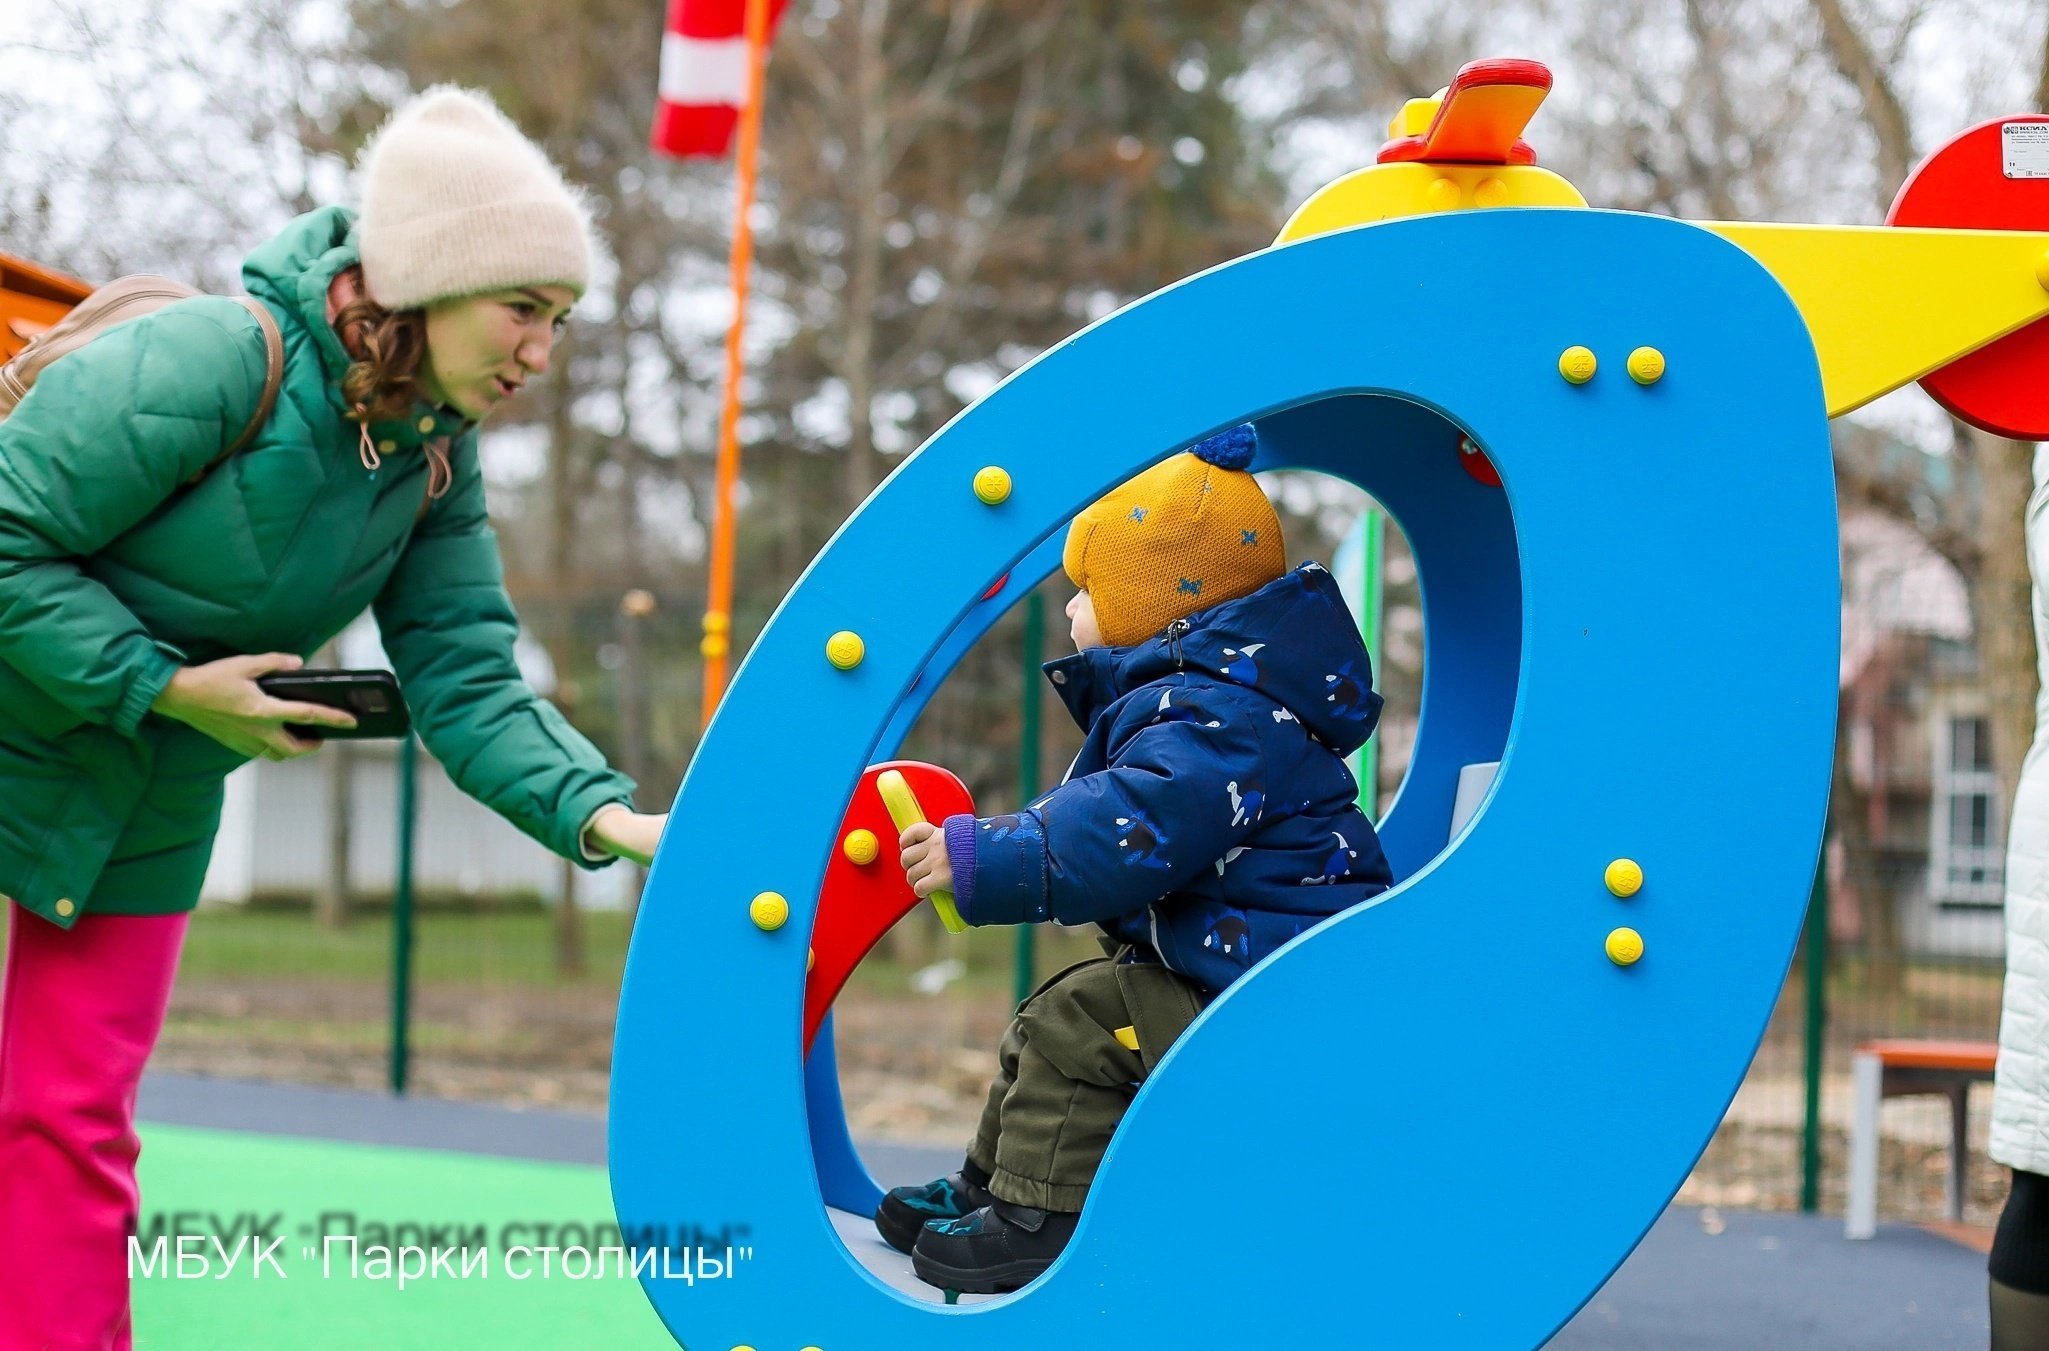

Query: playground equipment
left=800, top=762, right=973, bottom=1051
left=0, top=253, right=92, bottom=360
left=611, top=59, right=2049, bottom=1348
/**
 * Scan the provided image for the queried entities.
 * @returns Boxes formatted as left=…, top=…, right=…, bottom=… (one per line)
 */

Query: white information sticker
left=2004, top=122, right=2049, bottom=179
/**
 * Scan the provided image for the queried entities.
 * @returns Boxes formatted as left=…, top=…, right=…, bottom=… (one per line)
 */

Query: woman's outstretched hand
left=150, top=652, right=357, bottom=761
left=587, top=804, right=667, bottom=867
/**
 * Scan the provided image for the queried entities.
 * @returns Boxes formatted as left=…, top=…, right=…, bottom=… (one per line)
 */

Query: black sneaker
left=874, top=1171, right=993, bottom=1255
left=910, top=1199, right=1080, bottom=1293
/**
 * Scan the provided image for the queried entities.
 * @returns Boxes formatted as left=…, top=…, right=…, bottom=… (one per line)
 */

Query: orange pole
left=699, top=0, right=773, bottom=730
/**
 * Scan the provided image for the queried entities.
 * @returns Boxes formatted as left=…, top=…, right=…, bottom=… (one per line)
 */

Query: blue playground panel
left=612, top=207, right=1839, bottom=1347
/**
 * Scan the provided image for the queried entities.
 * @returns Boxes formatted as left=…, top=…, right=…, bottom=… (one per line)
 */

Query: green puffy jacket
left=0, top=206, right=636, bottom=928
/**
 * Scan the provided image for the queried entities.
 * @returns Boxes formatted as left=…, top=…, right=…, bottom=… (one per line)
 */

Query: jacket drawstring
left=354, top=404, right=451, bottom=502
left=354, top=405, right=380, bottom=472
left=423, top=437, right=452, bottom=501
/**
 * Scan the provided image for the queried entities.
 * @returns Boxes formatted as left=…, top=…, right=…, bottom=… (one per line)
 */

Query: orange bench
left=1845, top=1038, right=1997, bottom=1239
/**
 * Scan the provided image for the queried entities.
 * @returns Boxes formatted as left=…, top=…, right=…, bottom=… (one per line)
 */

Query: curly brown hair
left=332, top=265, right=428, bottom=425
left=331, top=265, right=452, bottom=502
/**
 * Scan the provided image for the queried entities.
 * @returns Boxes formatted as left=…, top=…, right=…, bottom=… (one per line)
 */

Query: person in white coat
left=1990, top=447, right=2049, bottom=1349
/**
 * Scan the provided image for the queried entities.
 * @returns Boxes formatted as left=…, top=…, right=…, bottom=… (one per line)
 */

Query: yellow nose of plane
left=1276, top=57, right=1586, bottom=240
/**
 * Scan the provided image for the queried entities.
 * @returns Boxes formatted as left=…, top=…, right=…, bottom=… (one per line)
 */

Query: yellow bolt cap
left=843, top=829, right=880, bottom=865
left=2036, top=250, right=2049, bottom=292
left=1559, top=346, right=1597, bottom=384
left=1627, top=347, right=1666, bottom=385
left=54, top=898, right=74, bottom=918
left=806, top=947, right=815, bottom=972
left=750, top=892, right=789, bottom=931
left=700, top=633, right=729, bottom=659
left=703, top=611, right=731, bottom=634
left=1605, top=858, right=1644, bottom=898
left=1474, top=177, right=1509, bottom=208
left=973, top=466, right=1013, bottom=505
left=1425, top=176, right=1462, bottom=211
left=1606, top=927, right=1644, bottom=966
left=826, top=631, right=865, bottom=670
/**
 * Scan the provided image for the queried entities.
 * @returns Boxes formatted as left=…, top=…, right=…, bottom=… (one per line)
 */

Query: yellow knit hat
left=1063, top=425, right=1286, bottom=647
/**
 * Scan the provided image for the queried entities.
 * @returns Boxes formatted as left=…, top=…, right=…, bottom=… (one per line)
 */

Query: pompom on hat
left=354, top=86, right=595, bottom=310
left=1062, top=424, right=1287, bottom=648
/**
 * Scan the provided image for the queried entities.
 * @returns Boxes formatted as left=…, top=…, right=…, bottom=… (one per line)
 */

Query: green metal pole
left=390, top=734, right=419, bottom=1097
left=1014, top=589, right=1045, bottom=1006
left=1354, top=507, right=1385, bottom=818
left=1800, top=837, right=1829, bottom=1213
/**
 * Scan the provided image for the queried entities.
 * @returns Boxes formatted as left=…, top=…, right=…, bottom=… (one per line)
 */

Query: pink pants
left=0, top=904, right=189, bottom=1351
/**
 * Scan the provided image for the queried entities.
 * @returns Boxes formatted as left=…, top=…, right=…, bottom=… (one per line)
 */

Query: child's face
left=1066, top=590, right=1103, bottom=651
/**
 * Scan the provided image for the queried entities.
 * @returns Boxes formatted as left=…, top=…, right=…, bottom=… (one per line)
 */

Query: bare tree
left=0, top=0, right=368, bottom=286
left=758, top=0, right=1061, bottom=510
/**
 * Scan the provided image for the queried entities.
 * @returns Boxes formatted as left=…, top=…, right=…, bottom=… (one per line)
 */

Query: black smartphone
left=254, top=669, right=412, bottom=740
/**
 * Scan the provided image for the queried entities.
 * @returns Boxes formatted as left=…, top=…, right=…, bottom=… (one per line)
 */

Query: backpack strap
left=228, top=297, right=284, bottom=454
left=183, top=296, right=284, bottom=486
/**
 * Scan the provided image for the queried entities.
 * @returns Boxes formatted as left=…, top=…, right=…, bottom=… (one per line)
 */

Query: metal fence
left=0, top=597, right=2015, bottom=1234
left=0, top=811, right=2009, bottom=1235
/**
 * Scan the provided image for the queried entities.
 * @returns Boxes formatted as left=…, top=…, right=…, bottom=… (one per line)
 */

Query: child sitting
left=880, top=424, right=1394, bottom=1293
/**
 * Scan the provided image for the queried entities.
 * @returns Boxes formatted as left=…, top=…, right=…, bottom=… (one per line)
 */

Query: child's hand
left=898, top=821, right=955, bottom=898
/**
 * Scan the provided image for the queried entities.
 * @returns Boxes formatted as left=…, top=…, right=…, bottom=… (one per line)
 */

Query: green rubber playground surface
left=132, top=1124, right=678, bottom=1349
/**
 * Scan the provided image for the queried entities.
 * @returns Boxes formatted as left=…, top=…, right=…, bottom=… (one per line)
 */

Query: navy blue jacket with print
left=948, top=562, right=1394, bottom=993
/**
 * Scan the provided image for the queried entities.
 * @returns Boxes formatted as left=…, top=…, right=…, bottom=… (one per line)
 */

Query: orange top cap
left=1378, top=57, right=1553, bottom=167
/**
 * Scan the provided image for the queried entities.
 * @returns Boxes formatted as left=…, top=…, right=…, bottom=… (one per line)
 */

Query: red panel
left=1379, top=135, right=1539, bottom=168
left=803, top=761, right=975, bottom=1052
left=1887, top=115, right=2049, bottom=440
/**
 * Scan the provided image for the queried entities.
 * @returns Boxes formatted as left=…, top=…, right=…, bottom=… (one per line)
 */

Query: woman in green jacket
left=0, top=86, right=665, bottom=1350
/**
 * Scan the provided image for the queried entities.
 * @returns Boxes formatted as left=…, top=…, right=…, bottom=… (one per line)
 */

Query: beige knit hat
left=354, top=86, right=594, bottom=310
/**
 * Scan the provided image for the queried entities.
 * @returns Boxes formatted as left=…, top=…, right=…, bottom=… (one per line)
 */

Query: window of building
left=1930, top=713, right=2004, bottom=907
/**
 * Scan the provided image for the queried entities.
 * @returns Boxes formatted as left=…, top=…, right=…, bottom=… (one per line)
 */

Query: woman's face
left=417, top=284, right=575, bottom=419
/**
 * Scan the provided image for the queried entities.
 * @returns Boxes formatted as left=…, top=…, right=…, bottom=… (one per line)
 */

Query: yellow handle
left=876, top=769, right=968, bottom=934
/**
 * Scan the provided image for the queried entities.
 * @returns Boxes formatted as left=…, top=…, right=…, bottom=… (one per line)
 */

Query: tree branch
left=1809, top=0, right=1916, bottom=206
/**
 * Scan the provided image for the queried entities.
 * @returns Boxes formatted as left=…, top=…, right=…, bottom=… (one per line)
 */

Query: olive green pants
left=965, top=953, right=1209, bottom=1212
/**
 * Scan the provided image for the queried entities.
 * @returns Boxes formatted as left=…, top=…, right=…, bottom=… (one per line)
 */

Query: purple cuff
left=943, top=813, right=980, bottom=922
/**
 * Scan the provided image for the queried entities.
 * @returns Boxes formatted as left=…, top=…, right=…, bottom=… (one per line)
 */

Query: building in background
left=1837, top=504, right=2002, bottom=961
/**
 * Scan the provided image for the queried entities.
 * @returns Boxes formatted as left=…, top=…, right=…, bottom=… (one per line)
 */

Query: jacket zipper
left=1164, top=618, right=1191, bottom=668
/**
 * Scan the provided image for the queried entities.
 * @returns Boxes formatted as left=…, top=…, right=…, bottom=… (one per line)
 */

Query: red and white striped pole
left=651, top=0, right=787, bottom=727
